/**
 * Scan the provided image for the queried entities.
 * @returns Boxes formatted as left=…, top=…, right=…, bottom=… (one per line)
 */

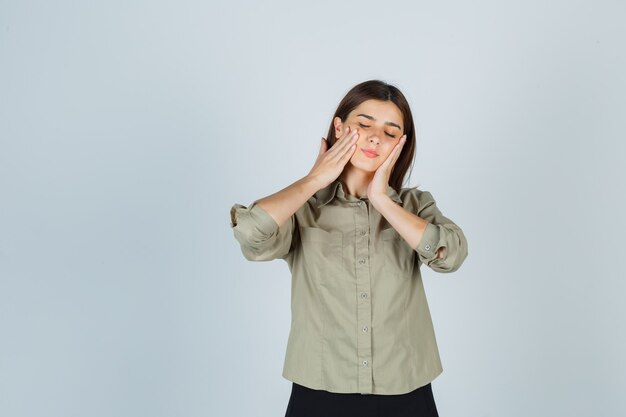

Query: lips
left=361, top=148, right=379, bottom=157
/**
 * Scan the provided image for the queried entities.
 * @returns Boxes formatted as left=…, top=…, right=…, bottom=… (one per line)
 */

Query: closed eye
left=358, top=123, right=396, bottom=138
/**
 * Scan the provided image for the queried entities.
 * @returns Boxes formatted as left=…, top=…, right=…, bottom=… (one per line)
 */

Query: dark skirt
left=284, top=382, right=439, bottom=417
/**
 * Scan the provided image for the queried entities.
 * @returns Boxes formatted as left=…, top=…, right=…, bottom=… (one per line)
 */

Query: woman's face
left=334, top=99, right=404, bottom=172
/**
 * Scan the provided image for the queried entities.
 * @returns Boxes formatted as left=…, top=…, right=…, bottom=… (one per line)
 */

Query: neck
left=338, top=167, right=374, bottom=199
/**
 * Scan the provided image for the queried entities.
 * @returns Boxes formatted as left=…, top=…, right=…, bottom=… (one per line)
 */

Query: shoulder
left=398, top=185, right=436, bottom=214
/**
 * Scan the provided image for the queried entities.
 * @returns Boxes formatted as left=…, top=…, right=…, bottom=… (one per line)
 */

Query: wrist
left=369, top=192, right=391, bottom=207
left=303, top=174, right=325, bottom=191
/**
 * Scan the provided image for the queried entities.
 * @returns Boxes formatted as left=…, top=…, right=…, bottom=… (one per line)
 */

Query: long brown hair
left=325, top=79, right=417, bottom=193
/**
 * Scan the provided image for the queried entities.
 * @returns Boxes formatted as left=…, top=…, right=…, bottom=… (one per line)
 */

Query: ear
left=333, top=116, right=344, bottom=137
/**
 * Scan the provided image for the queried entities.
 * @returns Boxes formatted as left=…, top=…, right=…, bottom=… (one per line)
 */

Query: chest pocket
left=299, top=226, right=343, bottom=286
left=381, top=227, right=415, bottom=280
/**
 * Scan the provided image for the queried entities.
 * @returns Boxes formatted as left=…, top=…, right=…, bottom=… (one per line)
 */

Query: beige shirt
left=229, top=178, right=468, bottom=395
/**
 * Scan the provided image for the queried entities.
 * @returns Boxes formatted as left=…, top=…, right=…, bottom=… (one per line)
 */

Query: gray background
left=1, top=1, right=625, bottom=416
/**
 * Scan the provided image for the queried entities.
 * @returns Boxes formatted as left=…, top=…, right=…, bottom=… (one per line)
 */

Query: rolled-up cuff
left=230, top=201, right=279, bottom=236
left=415, top=222, right=441, bottom=260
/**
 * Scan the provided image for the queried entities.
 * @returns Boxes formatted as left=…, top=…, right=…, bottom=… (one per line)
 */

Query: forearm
left=371, top=194, right=445, bottom=259
left=254, top=176, right=322, bottom=229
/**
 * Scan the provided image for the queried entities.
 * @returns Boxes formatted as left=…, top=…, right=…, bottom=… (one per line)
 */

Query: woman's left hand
left=367, top=135, right=407, bottom=202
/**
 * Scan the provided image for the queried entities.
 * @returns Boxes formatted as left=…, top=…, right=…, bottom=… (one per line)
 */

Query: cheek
left=388, top=138, right=402, bottom=152
left=381, top=145, right=396, bottom=158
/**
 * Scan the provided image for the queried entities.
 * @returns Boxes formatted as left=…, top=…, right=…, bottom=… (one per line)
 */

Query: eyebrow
left=356, top=114, right=402, bottom=131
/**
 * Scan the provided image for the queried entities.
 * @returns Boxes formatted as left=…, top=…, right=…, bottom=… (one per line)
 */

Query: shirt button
left=362, top=326, right=368, bottom=332
left=360, top=292, right=368, bottom=299
left=360, top=230, right=366, bottom=236
left=357, top=201, right=363, bottom=206
left=362, top=360, right=368, bottom=366
left=359, top=258, right=366, bottom=264
left=425, top=244, right=431, bottom=250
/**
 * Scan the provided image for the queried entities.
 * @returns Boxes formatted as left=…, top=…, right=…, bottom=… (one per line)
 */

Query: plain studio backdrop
left=1, top=1, right=625, bottom=416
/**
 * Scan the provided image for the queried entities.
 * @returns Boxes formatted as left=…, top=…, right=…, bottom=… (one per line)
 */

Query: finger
left=379, top=137, right=403, bottom=169
left=339, top=141, right=357, bottom=163
left=332, top=129, right=359, bottom=155
left=389, top=136, right=406, bottom=165
left=335, top=126, right=355, bottom=145
left=319, top=137, right=328, bottom=156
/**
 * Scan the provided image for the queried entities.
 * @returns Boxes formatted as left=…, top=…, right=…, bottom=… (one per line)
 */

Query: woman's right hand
left=306, top=126, right=359, bottom=189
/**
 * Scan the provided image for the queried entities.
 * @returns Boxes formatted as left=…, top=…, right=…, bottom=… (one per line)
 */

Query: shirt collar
left=314, top=179, right=402, bottom=208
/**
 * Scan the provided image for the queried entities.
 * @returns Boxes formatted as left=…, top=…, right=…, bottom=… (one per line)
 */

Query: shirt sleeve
left=229, top=200, right=296, bottom=262
left=404, top=189, right=468, bottom=273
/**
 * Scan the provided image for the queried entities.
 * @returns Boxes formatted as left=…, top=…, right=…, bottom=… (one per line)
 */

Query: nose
left=360, top=126, right=383, bottom=144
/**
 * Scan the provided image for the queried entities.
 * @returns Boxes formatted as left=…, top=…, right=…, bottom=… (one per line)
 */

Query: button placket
left=353, top=198, right=373, bottom=393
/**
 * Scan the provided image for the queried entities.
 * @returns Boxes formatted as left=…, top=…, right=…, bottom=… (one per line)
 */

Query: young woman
left=230, top=79, right=468, bottom=417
